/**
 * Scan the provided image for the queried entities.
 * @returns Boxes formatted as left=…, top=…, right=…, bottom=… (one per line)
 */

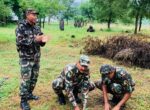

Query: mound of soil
left=83, top=36, right=150, bottom=68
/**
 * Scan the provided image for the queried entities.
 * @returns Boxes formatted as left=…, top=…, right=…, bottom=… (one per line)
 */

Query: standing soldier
left=95, top=64, right=135, bottom=110
left=52, top=55, right=95, bottom=110
left=16, top=9, right=48, bottom=110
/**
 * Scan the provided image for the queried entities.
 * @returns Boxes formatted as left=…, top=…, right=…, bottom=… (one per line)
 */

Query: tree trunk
left=66, top=19, right=68, bottom=25
left=5, top=17, right=7, bottom=25
left=39, top=18, right=41, bottom=28
left=107, top=12, right=112, bottom=29
left=48, top=15, right=51, bottom=25
left=42, top=17, right=45, bottom=28
left=4, top=17, right=6, bottom=26
left=2, top=17, right=5, bottom=26
left=139, top=15, right=143, bottom=32
left=134, top=11, right=139, bottom=34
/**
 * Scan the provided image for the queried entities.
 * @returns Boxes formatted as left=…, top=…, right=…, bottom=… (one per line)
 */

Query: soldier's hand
left=41, top=35, right=49, bottom=43
left=35, top=35, right=43, bottom=42
left=35, top=35, right=49, bottom=43
left=74, top=106, right=80, bottom=110
left=112, top=105, right=120, bottom=110
left=104, top=103, right=111, bottom=110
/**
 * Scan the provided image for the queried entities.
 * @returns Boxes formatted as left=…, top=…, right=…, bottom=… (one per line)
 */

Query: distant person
left=52, top=55, right=95, bottom=110
left=87, top=25, right=95, bottom=32
left=95, top=64, right=135, bottom=110
left=59, top=19, right=64, bottom=31
left=15, top=9, right=48, bottom=110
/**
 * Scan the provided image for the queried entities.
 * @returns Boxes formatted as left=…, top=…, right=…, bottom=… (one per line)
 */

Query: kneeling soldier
left=52, top=55, right=95, bottom=110
left=95, top=64, right=135, bottom=110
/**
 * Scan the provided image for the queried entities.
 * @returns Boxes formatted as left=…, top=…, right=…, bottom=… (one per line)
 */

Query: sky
left=74, top=0, right=87, bottom=3
left=75, top=0, right=82, bottom=2
left=74, top=0, right=88, bottom=6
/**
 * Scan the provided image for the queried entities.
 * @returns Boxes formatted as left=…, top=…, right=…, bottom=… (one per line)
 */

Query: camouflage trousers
left=19, top=59, right=40, bottom=98
left=52, top=76, right=95, bottom=95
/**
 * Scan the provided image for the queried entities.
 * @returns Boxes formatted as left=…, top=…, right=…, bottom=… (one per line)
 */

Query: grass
left=0, top=22, right=150, bottom=110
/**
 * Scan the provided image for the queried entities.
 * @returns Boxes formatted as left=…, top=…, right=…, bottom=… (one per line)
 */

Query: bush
left=83, top=36, right=150, bottom=68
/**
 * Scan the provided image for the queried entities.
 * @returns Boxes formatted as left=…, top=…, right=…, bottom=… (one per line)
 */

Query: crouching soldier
left=52, top=55, right=95, bottom=110
left=95, top=64, right=135, bottom=110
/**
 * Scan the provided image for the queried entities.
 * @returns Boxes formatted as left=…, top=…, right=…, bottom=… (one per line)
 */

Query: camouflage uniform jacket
left=102, top=67, right=135, bottom=93
left=16, top=20, right=45, bottom=60
left=60, top=64, right=90, bottom=107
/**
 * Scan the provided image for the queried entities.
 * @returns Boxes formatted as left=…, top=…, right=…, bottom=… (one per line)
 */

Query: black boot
left=20, top=97, right=30, bottom=110
left=58, top=93, right=66, bottom=105
left=27, top=93, right=39, bottom=100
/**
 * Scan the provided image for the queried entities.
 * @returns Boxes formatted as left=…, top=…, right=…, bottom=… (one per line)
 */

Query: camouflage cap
left=79, top=55, right=90, bottom=66
left=100, top=64, right=115, bottom=75
left=26, top=8, right=39, bottom=15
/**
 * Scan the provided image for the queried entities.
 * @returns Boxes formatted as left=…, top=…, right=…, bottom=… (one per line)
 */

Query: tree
left=128, top=0, right=150, bottom=34
left=10, top=0, right=22, bottom=19
left=0, top=0, right=12, bottom=25
left=61, top=0, right=76, bottom=25
left=74, top=15, right=85, bottom=28
left=0, top=0, right=68, bottom=27
left=32, top=0, right=51, bottom=28
left=138, top=0, right=150, bottom=31
left=91, top=0, right=127, bottom=29
left=48, top=0, right=66, bottom=24
left=16, top=0, right=51, bottom=28
left=80, top=1, right=94, bottom=22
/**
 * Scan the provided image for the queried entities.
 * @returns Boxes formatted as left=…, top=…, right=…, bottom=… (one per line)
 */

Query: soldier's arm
left=113, top=93, right=131, bottom=110
left=102, top=84, right=109, bottom=103
left=65, top=71, right=78, bottom=107
left=101, top=73, right=112, bottom=110
left=113, top=72, right=133, bottom=110
left=101, top=74, right=109, bottom=104
left=102, top=84, right=111, bottom=110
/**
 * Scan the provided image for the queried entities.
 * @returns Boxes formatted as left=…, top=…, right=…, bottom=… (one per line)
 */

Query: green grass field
left=0, top=22, right=150, bottom=110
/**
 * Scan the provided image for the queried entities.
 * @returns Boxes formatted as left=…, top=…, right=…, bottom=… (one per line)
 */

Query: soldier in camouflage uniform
left=95, top=64, right=135, bottom=110
left=16, top=9, right=48, bottom=110
left=52, top=55, right=95, bottom=110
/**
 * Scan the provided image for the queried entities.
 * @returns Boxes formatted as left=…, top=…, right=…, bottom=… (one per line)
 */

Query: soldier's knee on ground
left=52, top=78, right=64, bottom=94
left=52, top=79, right=58, bottom=89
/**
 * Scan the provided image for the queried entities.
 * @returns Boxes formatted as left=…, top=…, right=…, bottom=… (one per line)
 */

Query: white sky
left=75, top=0, right=87, bottom=3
